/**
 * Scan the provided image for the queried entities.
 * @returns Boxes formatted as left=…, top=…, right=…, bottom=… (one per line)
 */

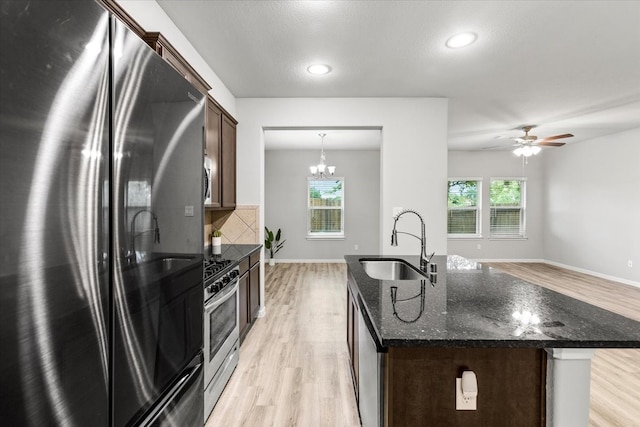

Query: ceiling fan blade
left=539, top=133, right=574, bottom=142
left=535, top=141, right=566, bottom=147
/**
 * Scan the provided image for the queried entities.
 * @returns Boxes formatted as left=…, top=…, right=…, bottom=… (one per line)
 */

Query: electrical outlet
left=354, top=244, right=359, bottom=250
left=455, top=378, right=477, bottom=410
left=629, top=260, right=633, bottom=268
left=477, top=243, right=482, bottom=250
left=184, top=205, right=194, bottom=217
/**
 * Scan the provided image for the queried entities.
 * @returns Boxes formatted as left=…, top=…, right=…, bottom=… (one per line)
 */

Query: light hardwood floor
left=207, top=262, right=640, bottom=427
left=206, top=263, right=360, bottom=427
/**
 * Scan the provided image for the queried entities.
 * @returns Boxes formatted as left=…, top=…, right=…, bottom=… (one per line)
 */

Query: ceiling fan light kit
left=512, top=125, right=574, bottom=157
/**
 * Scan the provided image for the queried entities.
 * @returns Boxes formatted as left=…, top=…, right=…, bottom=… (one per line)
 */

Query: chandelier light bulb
left=309, top=133, right=335, bottom=177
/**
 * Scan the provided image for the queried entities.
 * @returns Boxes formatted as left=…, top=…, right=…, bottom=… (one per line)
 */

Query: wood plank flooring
left=486, top=263, right=640, bottom=427
left=206, top=263, right=360, bottom=427
left=206, top=262, right=640, bottom=427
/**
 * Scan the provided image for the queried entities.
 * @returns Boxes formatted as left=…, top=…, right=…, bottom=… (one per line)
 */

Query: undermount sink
left=359, top=258, right=428, bottom=281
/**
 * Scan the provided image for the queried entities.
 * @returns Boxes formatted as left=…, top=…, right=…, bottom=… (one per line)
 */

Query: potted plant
left=211, top=229, right=222, bottom=254
left=264, top=226, right=285, bottom=266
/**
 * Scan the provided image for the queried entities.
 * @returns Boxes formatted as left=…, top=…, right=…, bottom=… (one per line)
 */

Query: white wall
left=236, top=98, right=449, bottom=259
left=543, top=127, right=640, bottom=284
left=265, top=150, right=380, bottom=260
left=447, top=150, right=545, bottom=261
left=118, top=0, right=236, bottom=116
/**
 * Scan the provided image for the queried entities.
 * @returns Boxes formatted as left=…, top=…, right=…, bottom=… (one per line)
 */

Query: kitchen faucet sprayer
left=391, top=209, right=434, bottom=271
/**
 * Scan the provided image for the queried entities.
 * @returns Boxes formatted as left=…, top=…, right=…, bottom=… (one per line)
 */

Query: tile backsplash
left=205, top=205, right=260, bottom=246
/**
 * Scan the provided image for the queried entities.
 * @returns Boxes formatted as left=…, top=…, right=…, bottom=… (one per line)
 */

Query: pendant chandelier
left=309, top=133, right=335, bottom=178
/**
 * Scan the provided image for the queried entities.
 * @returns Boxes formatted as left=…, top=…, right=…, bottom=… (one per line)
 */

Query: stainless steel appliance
left=0, top=1, right=205, bottom=425
left=204, top=157, right=213, bottom=205
left=203, top=257, right=240, bottom=422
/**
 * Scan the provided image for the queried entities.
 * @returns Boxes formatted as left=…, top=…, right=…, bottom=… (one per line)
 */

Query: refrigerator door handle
left=137, top=358, right=203, bottom=426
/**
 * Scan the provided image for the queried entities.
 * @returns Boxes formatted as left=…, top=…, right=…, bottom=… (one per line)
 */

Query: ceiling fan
left=512, top=125, right=573, bottom=157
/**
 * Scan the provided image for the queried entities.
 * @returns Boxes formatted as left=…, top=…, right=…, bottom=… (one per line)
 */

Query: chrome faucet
left=391, top=209, right=434, bottom=271
left=129, top=209, right=160, bottom=263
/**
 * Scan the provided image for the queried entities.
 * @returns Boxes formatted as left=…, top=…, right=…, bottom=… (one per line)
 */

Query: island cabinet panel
left=346, top=279, right=359, bottom=400
left=384, top=347, right=546, bottom=427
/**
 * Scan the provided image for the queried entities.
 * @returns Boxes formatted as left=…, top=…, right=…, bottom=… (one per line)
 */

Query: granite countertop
left=345, top=254, right=640, bottom=350
left=207, top=244, right=262, bottom=264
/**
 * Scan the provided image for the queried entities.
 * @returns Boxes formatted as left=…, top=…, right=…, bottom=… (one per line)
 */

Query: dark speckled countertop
left=209, top=244, right=262, bottom=263
left=345, top=254, right=640, bottom=350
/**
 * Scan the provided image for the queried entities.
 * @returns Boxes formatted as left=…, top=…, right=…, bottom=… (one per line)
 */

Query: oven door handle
left=205, top=279, right=239, bottom=313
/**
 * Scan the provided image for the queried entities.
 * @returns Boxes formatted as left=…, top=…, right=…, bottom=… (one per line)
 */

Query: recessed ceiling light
left=307, top=64, right=332, bottom=75
left=445, top=32, right=477, bottom=49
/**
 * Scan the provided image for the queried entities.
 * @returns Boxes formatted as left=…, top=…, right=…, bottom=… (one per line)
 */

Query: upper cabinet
left=221, top=113, right=236, bottom=209
left=206, top=96, right=236, bottom=209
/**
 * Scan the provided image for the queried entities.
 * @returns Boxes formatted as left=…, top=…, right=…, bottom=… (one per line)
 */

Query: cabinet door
left=249, top=262, right=260, bottom=320
left=221, top=114, right=236, bottom=208
left=238, top=272, right=249, bottom=341
left=205, top=98, right=221, bottom=207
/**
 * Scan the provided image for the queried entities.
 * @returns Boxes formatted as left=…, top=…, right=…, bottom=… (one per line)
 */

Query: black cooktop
left=203, top=257, right=232, bottom=282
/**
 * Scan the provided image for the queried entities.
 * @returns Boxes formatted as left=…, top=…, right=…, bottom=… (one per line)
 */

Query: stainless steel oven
left=203, top=261, right=240, bottom=422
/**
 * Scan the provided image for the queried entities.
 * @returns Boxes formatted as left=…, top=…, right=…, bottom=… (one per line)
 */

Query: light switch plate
left=184, top=205, right=194, bottom=217
left=456, top=378, right=477, bottom=410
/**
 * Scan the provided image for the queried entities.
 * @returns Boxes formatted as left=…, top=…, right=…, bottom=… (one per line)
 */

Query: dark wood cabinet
left=205, top=96, right=236, bottom=210
left=239, top=250, right=261, bottom=344
left=221, top=114, right=237, bottom=209
left=205, top=98, right=222, bottom=208
left=346, top=277, right=359, bottom=401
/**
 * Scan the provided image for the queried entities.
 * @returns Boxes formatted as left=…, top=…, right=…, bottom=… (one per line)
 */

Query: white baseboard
left=474, top=258, right=640, bottom=288
left=543, top=259, right=640, bottom=289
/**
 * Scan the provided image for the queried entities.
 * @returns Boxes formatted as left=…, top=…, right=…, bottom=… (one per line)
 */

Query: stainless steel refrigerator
left=0, top=1, right=205, bottom=425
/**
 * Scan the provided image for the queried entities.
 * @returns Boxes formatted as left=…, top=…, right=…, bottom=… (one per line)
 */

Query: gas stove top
left=203, top=257, right=239, bottom=301
left=203, top=257, right=232, bottom=282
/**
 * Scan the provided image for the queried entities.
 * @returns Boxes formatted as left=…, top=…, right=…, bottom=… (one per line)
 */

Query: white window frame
left=489, top=177, right=527, bottom=239
left=306, top=177, right=345, bottom=240
left=447, top=178, right=482, bottom=239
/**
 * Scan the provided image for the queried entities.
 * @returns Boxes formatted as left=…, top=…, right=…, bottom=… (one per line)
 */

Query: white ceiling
left=156, top=0, right=640, bottom=151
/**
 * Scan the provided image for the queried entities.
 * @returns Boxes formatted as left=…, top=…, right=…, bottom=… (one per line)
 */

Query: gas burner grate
left=203, top=258, right=232, bottom=282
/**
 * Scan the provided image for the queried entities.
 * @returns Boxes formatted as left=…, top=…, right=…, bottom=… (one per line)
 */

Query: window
left=447, top=179, right=481, bottom=237
left=307, top=178, right=344, bottom=239
left=490, top=178, right=526, bottom=237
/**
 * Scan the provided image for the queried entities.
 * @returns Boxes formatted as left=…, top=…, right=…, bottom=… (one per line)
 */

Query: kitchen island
left=345, top=254, right=640, bottom=427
